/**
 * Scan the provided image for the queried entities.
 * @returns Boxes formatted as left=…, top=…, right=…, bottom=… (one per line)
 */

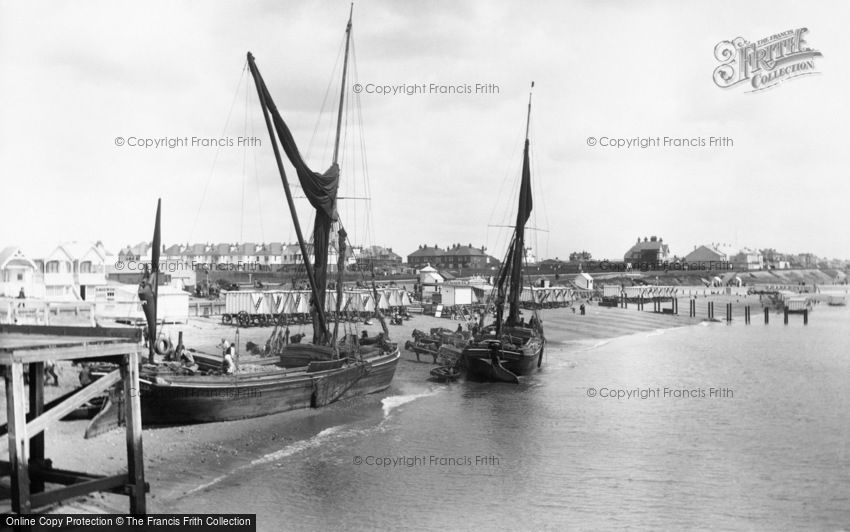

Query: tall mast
left=330, top=5, right=353, bottom=351
left=506, top=81, right=534, bottom=326
left=525, top=81, right=534, bottom=140
left=332, top=3, right=354, bottom=166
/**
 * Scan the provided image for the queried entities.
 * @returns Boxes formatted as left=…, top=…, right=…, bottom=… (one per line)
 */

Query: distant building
left=731, top=248, right=763, bottom=270
left=37, top=241, right=108, bottom=300
left=356, top=245, right=403, bottom=271
left=408, top=243, right=499, bottom=269
left=0, top=246, right=42, bottom=299
left=408, top=245, right=446, bottom=268
left=624, top=236, right=670, bottom=262
left=684, top=244, right=729, bottom=264
left=118, top=242, right=151, bottom=263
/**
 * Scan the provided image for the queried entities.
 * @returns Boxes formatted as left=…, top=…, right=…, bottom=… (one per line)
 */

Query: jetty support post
left=0, top=324, right=148, bottom=514
left=726, top=303, right=732, bottom=323
left=120, top=349, right=146, bottom=513
left=29, top=361, right=45, bottom=494
left=784, top=308, right=789, bottom=325
left=764, top=306, right=769, bottom=325
left=804, top=308, right=808, bottom=325
left=5, top=361, right=30, bottom=513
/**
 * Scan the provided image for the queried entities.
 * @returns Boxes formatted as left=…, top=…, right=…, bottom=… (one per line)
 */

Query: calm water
left=185, top=306, right=850, bottom=531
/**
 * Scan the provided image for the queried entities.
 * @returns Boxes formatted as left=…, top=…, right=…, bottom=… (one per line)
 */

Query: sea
left=183, top=305, right=850, bottom=531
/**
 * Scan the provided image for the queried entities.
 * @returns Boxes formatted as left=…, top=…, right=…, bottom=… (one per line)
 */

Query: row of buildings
left=407, top=243, right=501, bottom=269
left=621, top=236, right=832, bottom=271
left=1, top=243, right=110, bottom=300
left=3, top=234, right=843, bottom=303
left=119, top=242, right=405, bottom=272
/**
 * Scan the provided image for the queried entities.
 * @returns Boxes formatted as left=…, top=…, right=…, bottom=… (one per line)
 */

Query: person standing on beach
left=222, top=342, right=236, bottom=374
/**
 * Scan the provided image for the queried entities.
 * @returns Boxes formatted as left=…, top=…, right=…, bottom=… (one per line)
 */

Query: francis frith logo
left=713, top=28, right=822, bottom=92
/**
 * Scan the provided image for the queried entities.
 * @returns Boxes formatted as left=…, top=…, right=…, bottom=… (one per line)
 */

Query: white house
left=575, top=272, right=593, bottom=290
left=39, top=242, right=108, bottom=301
left=0, top=247, right=44, bottom=299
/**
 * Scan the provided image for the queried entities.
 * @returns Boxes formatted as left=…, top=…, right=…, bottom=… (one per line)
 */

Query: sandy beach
left=1, top=301, right=718, bottom=513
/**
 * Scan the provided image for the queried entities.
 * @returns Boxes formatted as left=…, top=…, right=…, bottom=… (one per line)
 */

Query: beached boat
left=827, top=295, right=847, bottom=306
left=134, top=8, right=399, bottom=425
left=460, top=84, right=545, bottom=382
left=430, top=365, right=461, bottom=383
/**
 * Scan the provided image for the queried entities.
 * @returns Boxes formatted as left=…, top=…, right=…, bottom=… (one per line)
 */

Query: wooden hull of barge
left=461, top=336, right=543, bottom=381
left=138, top=347, right=400, bottom=425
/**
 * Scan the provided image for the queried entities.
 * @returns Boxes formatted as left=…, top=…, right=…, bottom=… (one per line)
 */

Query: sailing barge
left=133, top=8, right=399, bottom=425
left=460, top=83, right=545, bottom=383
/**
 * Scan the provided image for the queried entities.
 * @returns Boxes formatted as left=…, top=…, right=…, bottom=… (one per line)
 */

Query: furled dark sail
left=258, top=73, right=340, bottom=336
left=139, top=198, right=161, bottom=361
left=507, top=140, right=532, bottom=325
left=246, top=53, right=337, bottom=345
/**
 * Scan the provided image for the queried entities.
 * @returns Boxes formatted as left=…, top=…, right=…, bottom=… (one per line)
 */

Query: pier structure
left=0, top=324, right=147, bottom=514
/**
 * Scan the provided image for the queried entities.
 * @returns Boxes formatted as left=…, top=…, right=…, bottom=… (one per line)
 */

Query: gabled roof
left=52, top=241, right=106, bottom=263
left=261, top=242, right=284, bottom=255
left=187, top=243, right=208, bottom=255
left=163, top=244, right=183, bottom=255
left=211, top=243, right=232, bottom=255
left=446, top=245, right=488, bottom=257
left=0, top=246, right=37, bottom=270
left=625, top=240, right=670, bottom=256
left=235, top=242, right=258, bottom=255
left=409, top=246, right=445, bottom=257
left=121, top=242, right=150, bottom=257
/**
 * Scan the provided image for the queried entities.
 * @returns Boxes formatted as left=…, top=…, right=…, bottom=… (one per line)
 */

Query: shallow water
left=181, top=306, right=850, bottom=531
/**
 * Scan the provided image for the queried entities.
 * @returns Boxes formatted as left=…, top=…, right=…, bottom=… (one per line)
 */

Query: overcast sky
left=1, top=0, right=848, bottom=261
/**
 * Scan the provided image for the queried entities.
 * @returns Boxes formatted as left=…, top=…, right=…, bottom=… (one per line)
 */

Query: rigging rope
left=189, top=62, right=248, bottom=241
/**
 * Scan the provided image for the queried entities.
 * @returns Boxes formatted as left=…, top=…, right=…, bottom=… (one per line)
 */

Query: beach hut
left=574, top=272, right=593, bottom=290
left=441, top=285, right=474, bottom=306
left=93, top=283, right=189, bottom=324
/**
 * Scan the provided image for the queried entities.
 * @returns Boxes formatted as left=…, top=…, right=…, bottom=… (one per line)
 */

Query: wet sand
left=1, top=303, right=707, bottom=513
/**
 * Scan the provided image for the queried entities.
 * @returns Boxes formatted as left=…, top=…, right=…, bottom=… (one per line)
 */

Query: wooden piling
left=803, top=309, right=808, bottom=325
left=0, top=325, right=147, bottom=514
left=5, top=362, right=30, bottom=513
left=764, top=306, right=769, bottom=324
left=29, top=362, right=45, bottom=494
left=784, top=308, right=789, bottom=325
left=121, top=350, right=146, bottom=513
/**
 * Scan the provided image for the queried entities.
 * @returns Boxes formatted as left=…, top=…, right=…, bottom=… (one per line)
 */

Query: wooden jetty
left=0, top=324, right=146, bottom=514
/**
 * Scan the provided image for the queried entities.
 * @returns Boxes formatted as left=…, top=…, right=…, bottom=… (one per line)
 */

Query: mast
left=246, top=53, right=329, bottom=339
left=332, top=3, right=354, bottom=166
left=331, top=4, right=353, bottom=350
left=152, top=198, right=161, bottom=355
left=506, top=81, right=534, bottom=326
